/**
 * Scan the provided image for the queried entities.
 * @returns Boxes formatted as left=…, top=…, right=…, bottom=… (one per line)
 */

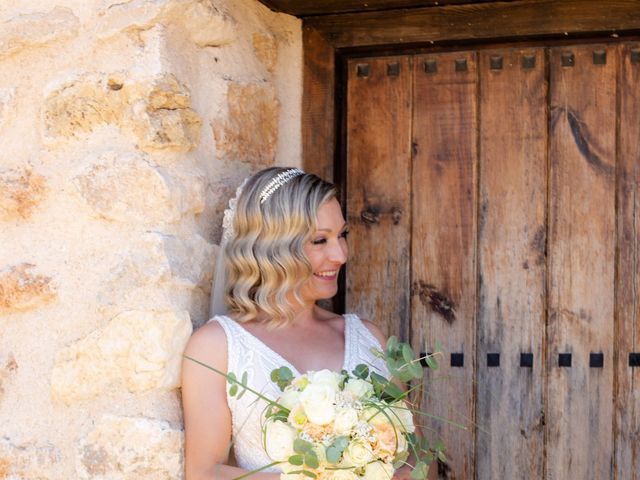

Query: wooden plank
left=547, top=45, right=617, bottom=480
left=302, top=27, right=335, bottom=181
left=615, top=42, right=640, bottom=480
left=257, top=0, right=507, bottom=17
left=305, top=0, right=640, bottom=48
left=410, top=51, right=477, bottom=479
left=475, top=48, right=547, bottom=480
left=345, top=55, right=412, bottom=339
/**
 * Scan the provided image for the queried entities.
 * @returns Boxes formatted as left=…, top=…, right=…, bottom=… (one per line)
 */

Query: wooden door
left=344, top=42, right=640, bottom=480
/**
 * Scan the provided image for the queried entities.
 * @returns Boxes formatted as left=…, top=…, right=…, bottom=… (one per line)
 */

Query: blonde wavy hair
left=224, top=167, right=337, bottom=327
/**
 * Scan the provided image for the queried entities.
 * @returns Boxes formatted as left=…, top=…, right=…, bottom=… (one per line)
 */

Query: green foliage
left=325, top=436, right=349, bottom=464
left=270, top=366, right=294, bottom=391
left=352, top=364, right=369, bottom=380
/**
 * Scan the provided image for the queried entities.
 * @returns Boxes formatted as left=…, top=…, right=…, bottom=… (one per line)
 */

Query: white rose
left=390, top=401, right=415, bottom=434
left=265, top=420, right=297, bottom=461
left=279, top=389, right=301, bottom=411
left=344, top=378, right=374, bottom=400
left=333, top=407, right=359, bottom=435
left=342, top=439, right=374, bottom=467
left=363, top=406, right=393, bottom=427
left=324, top=470, right=359, bottom=480
left=300, top=383, right=336, bottom=425
left=363, top=461, right=395, bottom=480
left=309, top=369, right=342, bottom=392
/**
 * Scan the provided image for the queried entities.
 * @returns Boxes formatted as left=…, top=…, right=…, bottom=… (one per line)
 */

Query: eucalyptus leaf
left=288, top=455, right=304, bottom=466
left=352, top=364, right=369, bottom=380
left=293, top=438, right=313, bottom=454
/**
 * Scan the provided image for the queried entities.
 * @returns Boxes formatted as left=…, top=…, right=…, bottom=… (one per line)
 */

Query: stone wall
left=0, top=1, right=302, bottom=478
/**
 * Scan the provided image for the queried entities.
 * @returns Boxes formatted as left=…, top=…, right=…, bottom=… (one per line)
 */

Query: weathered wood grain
left=410, top=51, right=477, bottom=479
left=305, top=0, right=640, bottom=48
left=547, top=45, right=617, bottom=480
left=615, top=42, right=640, bottom=480
left=345, top=56, right=412, bottom=339
left=476, top=48, right=547, bottom=480
left=302, top=27, right=335, bottom=181
left=257, top=0, right=508, bottom=17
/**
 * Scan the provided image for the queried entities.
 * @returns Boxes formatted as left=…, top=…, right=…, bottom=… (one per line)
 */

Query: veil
left=209, top=179, right=247, bottom=318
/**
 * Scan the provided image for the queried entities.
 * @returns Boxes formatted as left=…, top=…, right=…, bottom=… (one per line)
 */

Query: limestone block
left=77, top=415, right=183, bottom=479
left=181, top=1, right=236, bottom=47
left=0, top=7, right=79, bottom=59
left=51, top=310, right=193, bottom=404
left=0, top=353, right=17, bottom=402
left=212, top=83, right=279, bottom=165
left=130, top=76, right=202, bottom=152
left=97, top=0, right=236, bottom=47
left=0, top=264, right=56, bottom=315
left=43, top=74, right=126, bottom=139
left=44, top=73, right=202, bottom=152
left=74, top=151, right=205, bottom=224
left=0, top=167, right=47, bottom=221
left=253, top=32, right=278, bottom=72
left=0, top=437, right=60, bottom=480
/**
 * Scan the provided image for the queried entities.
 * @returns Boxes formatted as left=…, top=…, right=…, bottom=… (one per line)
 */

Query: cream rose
left=363, top=461, right=395, bottom=480
left=344, top=378, right=374, bottom=400
left=309, top=369, right=342, bottom=391
left=300, top=383, right=336, bottom=425
left=323, top=470, right=359, bottom=480
left=390, top=401, right=415, bottom=434
left=333, top=407, right=359, bottom=435
left=342, top=439, right=374, bottom=467
left=265, top=420, right=297, bottom=461
left=363, top=406, right=393, bottom=427
left=279, top=389, right=301, bottom=411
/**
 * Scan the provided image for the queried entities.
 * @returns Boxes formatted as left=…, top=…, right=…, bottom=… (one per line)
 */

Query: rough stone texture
left=0, top=354, right=17, bottom=402
left=51, top=310, right=193, bottom=404
left=44, top=73, right=201, bottom=152
left=253, top=32, right=278, bottom=72
left=97, top=0, right=237, bottom=47
left=0, top=437, right=60, bottom=480
left=0, top=166, right=47, bottom=221
left=0, top=7, right=79, bottom=59
left=0, top=88, right=16, bottom=130
left=0, top=263, right=56, bottom=314
left=212, top=82, right=280, bottom=165
left=76, top=415, right=183, bottom=480
left=73, top=151, right=206, bottom=224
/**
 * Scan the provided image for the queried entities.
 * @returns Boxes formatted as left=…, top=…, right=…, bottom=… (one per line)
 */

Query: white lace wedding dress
left=213, top=314, right=389, bottom=473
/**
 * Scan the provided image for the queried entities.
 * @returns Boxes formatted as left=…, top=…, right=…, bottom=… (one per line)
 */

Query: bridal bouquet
left=229, top=337, right=445, bottom=480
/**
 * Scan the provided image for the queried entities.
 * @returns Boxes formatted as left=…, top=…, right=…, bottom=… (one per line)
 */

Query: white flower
left=300, top=383, right=336, bottom=425
left=342, top=438, right=374, bottom=467
left=280, top=389, right=301, bottom=411
left=363, top=461, right=395, bottom=480
left=323, top=470, right=359, bottom=480
left=288, top=404, right=307, bottom=429
left=333, top=407, right=359, bottom=435
left=344, top=378, right=374, bottom=400
left=390, top=400, right=415, bottom=434
left=308, top=369, right=342, bottom=392
left=363, top=406, right=393, bottom=427
left=265, top=420, right=297, bottom=461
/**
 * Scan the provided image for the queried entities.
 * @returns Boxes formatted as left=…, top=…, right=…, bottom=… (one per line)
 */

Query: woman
left=181, top=168, right=427, bottom=480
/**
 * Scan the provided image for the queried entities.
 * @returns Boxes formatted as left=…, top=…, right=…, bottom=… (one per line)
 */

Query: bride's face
left=300, top=198, right=349, bottom=303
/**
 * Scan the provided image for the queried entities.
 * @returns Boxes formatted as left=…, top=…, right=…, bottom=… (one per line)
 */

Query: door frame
left=301, top=0, right=640, bottom=182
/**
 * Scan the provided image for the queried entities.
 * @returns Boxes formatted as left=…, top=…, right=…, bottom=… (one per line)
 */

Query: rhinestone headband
left=259, top=168, right=305, bottom=204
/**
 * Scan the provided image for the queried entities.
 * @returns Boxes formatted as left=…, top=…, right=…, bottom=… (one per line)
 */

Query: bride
left=181, top=168, right=430, bottom=480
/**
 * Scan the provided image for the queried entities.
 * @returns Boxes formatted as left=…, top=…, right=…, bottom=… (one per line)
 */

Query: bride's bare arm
left=181, top=322, right=279, bottom=480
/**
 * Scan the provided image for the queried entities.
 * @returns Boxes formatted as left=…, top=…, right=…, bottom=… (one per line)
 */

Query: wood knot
left=412, top=280, right=456, bottom=323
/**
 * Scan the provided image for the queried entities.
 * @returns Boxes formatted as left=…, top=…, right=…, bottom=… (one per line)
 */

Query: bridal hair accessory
left=259, top=168, right=305, bottom=204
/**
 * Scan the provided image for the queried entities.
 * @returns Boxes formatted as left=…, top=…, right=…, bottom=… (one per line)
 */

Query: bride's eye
left=339, top=230, right=350, bottom=239
left=311, top=237, right=327, bottom=245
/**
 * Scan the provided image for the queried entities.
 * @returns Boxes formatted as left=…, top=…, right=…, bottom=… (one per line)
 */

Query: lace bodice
left=213, top=314, right=389, bottom=473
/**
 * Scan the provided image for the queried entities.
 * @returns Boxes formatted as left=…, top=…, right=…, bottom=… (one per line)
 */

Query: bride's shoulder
left=184, top=318, right=228, bottom=364
left=350, top=314, right=388, bottom=348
